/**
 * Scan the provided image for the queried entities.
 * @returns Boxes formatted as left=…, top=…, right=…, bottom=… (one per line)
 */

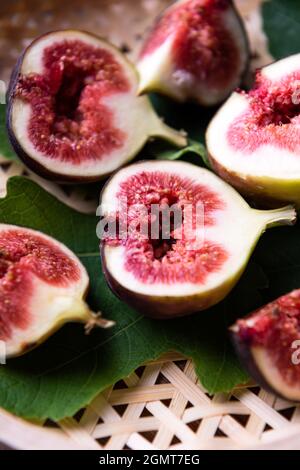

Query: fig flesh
left=137, top=0, right=249, bottom=106
left=231, top=290, right=300, bottom=402
left=7, top=30, right=187, bottom=183
left=207, top=54, right=300, bottom=206
left=100, top=160, right=296, bottom=318
left=0, top=224, right=113, bottom=358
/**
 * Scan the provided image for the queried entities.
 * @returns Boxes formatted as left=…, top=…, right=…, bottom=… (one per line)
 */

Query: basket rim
left=1, top=407, right=300, bottom=450
left=0, top=0, right=297, bottom=452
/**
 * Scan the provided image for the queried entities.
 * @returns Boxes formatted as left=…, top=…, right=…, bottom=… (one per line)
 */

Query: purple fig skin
left=99, top=160, right=297, bottom=320
left=230, top=328, right=284, bottom=397
left=230, top=328, right=300, bottom=402
left=6, top=31, right=125, bottom=184
left=6, top=30, right=187, bottom=184
left=206, top=53, right=300, bottom=208
left=0, top=223, right=116, bottom=358
left=138, top=0, right=251, bottom=106
left=208, top=152, right=300, bottom=209
left=100, top=243, right=233, bottom=319
left=99, top=161, right=238, bottom=319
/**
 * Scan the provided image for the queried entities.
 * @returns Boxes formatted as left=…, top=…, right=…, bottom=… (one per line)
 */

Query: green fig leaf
left=0, top=176, right=268, bottom=421
left=263, top=0, right=300, bottom=59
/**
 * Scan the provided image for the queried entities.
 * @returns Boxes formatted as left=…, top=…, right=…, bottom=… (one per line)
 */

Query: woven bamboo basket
left=1, top=0, right=299, bottom=451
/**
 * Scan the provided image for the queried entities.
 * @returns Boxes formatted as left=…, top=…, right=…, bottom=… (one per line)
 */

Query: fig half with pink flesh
left=137, top=0, right=249, bottom=106
left=100, top=160, right=296, bottom=319
left=207, top=54, right=300, bottom=206
left=0, top=224, right=113, bottom=358
left=231, top=290, right=300, bottom=402
left=7, top=30, right=187, bottom=183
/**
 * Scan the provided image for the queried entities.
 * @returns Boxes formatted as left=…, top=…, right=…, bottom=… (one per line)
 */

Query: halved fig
left=207, top=54, right=300, bottom=206
left=7, top=30, right=186, bottom=183
left=0, top=224, right=113, bottom=358
left=231, top=290, right=300, bottom=401
left=100, top=160, right=296, bottom=319
left=137, top=0, right=249, bottom=106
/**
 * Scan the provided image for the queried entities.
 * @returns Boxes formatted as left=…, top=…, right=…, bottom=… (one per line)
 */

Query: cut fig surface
left=231, top=290, right=300, bottom=401
left=7, top=30, right=186, bottom=183
left=137, top=0, right=249, bottom=106
left=207, top=53, right=300, bottom=205
left=0, top=224, right=113, bottom=358
left=100, top=160, right=296, bottom=318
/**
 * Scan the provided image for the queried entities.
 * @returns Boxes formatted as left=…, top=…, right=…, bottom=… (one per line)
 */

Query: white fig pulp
left=10, top=30, right=186, bottom=180
left=207, top=54, right=300, bottom=181
left=251, top=347, right=300, bottom=402
left=101, top=161, right=295, bottom=307
left=0, top=225, right=91, bottom=357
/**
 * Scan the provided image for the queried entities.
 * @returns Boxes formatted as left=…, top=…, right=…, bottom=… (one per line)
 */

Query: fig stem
left=253, top=205, right=297, bottom=229
left=156, top=122, right=188, bottom=148
left=146, top=103, right=188, bottom=148
left=59, top=297, right=115, bottom=332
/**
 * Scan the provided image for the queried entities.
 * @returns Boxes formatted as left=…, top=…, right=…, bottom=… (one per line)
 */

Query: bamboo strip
left=161, top=363, right=210, bottom=405
left=147, top=401, right=196, bottom=443
left=245, top=389, right=276, bottom=438
left=183, top=401, right=249, bottom=423
left=219, top=415, right=259, bottom=446
left=153, top=361, right=197, bottom=450
left=93, top=417, right=159, bottom=439
left=197, top=393, right=231, bottom=443
left=234, top=389, right=289, bottom=430
left=110, top=384, right=174, bottom=406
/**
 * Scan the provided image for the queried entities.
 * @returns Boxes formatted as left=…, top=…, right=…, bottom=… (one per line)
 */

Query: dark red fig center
left=105, top=171, right=228, bottom=284
left=0, top=230, right=80, bottom=341
left=237, top=290, right=300, bottom=388
left=15, top=40, right=130, bottom=164
left=140, top=0, right=241, bottom=89
left=228, top=71, right=300, bottom=154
